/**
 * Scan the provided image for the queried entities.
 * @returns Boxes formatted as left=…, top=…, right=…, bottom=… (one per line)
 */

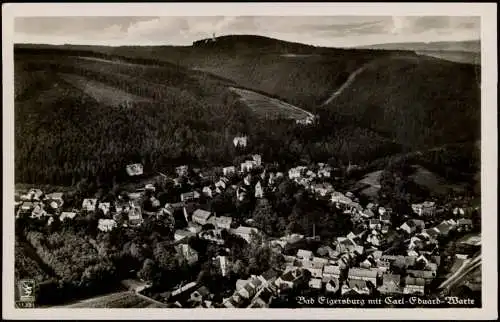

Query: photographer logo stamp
left=16, top=279, right=36, bottom=308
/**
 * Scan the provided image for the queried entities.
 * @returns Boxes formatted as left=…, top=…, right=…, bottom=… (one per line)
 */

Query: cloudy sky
left=14, top=16, right=480, bottom=47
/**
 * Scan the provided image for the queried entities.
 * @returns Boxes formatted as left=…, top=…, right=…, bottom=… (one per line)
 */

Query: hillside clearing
left=409, top=165, right=467, bottom=195
left=229, top=86, right=314, bottom=121
left=59, top=73, right=152, bottom=107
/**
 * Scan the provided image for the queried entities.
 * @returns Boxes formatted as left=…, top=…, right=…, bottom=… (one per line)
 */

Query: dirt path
left=322, top=55, right=420, bottom=106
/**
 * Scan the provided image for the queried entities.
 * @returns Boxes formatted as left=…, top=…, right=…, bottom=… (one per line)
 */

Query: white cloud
left=14, top=16, right=480, bottom=47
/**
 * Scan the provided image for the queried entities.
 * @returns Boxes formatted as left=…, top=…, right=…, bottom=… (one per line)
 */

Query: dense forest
left=15, top=50, right=405, bottom=187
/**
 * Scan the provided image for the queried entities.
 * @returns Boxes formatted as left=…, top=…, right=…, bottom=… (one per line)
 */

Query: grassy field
left=60, top=291, right=168, bottom=308
left=229, top=86, right=314, bottom=121
left=59, top=73, right=151, bottom=107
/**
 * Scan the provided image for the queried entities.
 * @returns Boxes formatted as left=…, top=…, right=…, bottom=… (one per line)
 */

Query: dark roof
left=405, top=276, right=425, bottom=286
left=435, top=222, right=452, bottom=234
left=194, top=286, right=210, bottom=297
left=383, top=274, right=401, bottom=285
left=251, top=277, right=263, bottom=287
left=348, top=279, right=368, bottom=289
left=407, top=270, right=436, bottom=279
left=458, top=218, right=473, bottom=225
left=281, top=271, right=296, bottom=282
left=244, top=284, right=254, bottom=293
left=259, top=288, right=273, bottom=303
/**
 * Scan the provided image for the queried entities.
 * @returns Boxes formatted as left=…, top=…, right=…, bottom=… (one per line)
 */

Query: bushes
left=26, top=231, right=116, bottom=287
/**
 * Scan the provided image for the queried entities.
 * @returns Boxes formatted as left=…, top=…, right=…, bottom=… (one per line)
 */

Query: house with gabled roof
left=324, top=276, right=340, bottom=293
left=336, top=237, right=357, bottom=253
left=59, top=211, right=77, bottom=221
left=192, top=209, right=212, bottom=226
left=174, top=229, right=196, bottom=241
left=175, top=165, right=189, bottom=177
left=98, top=219, right=117, bottom=232
left=25, top=188, right=44, bottom=201
left=241, top=160, right=257, bottom=173
left=215, top=216, right=233, bottom=230
left=175, top=243, right=199, bottom=266
left=223, top=166, right=236, bottom=176
left=411, top=201, right=436, bottom=217
left=126, top=163, right=143, bottom=176
left=274, top=269, right=305, bottom=290
left=297, top=249, right=313, bottom=261
left=190, top=286, right=211, bottom=303
left=379, top=212, right=391, bottom=224
left=231, top=226, right=259, bottom=243
left=403, top=276, right=425, bottom=295
left=233, top=136, right=248, bottom=148
left=378, top=274, right=402, bottom=295
left=180, top=191, right=200, bottom=202
left=82, top=198, right=98, bottom=212
left=407, top=269, right=436, bottom=281
left=347, top=268, right=379, bottom=285
left=45, top=192, right=64, bottom=209
left=308, top=278, right=322, bottom=290
left=202, top=186, right=214, bottom=198
left=457, top=218, right=473, bottom=232
left=250, top=286, right=275, bottom=308
left=31, top=203, right=48, bottom=219
left=362, top=209, right=376, bottom=219
left=254, top=181, right=264, bottom=198
left=323, top=265, right=342, bottom=279
left=127, top=202, right=143, bottom=227
left=98, top=202, right=111, bottom=215
left=366, top=217, right=379, bottom=228
left=434, top=220, right=455, bottom=236
left=348, top=279, right=372, bottom=295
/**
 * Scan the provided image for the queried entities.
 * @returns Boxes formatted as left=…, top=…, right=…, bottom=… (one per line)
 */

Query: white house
left=252, top=154, right=262, bottom=166
left=98, top=202, right=111, bottom=215
left=176, top=165, right=189, bottom=177
left=59, top=212, right=77, bottom=221
left=223, top=166, right=236, bottom=176
left=202, top=186, right=213, bottom=198
left=412, top=201, right=436, bottom=216
left=192, top=209, right=212, bottom=226
left=288, top=166, right=307, bottom=180
left=126, top=163, right=143, bottom=176
left=181, top=191, right=201, bottom=202
left=31, top=203, right=48, bottom=219
left=255, top=181, right=264, bottom=198
left=45, top=192, right=64, bottom=208
left=98, top=219, right=117, bottom=232
left=232, top=226, right=259, bottom=243
left=297, top=249, right=313, bottom=261
left=82, top=198, right=98, bottom=212
left=233, top=136, right=248, bottom=148
left=241, top=160, right=257, bottom=173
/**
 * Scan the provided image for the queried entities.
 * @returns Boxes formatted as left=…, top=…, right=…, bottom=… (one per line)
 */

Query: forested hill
left=14, top=37, right=480, bottom=186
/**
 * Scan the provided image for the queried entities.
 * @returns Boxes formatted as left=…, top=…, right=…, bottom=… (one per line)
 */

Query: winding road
left=438, top=253, right=481, bottom=292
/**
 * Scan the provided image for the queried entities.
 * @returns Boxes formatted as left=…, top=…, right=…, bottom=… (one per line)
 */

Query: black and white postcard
left=2, top=2, right=497, bottom=320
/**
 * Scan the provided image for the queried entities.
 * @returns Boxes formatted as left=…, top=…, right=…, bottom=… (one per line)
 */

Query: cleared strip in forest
left=58, top=73, right=152, bottom=107
left=322, top=55, right=421, bottom=106
left=228, top=86, right=314, bottom=120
